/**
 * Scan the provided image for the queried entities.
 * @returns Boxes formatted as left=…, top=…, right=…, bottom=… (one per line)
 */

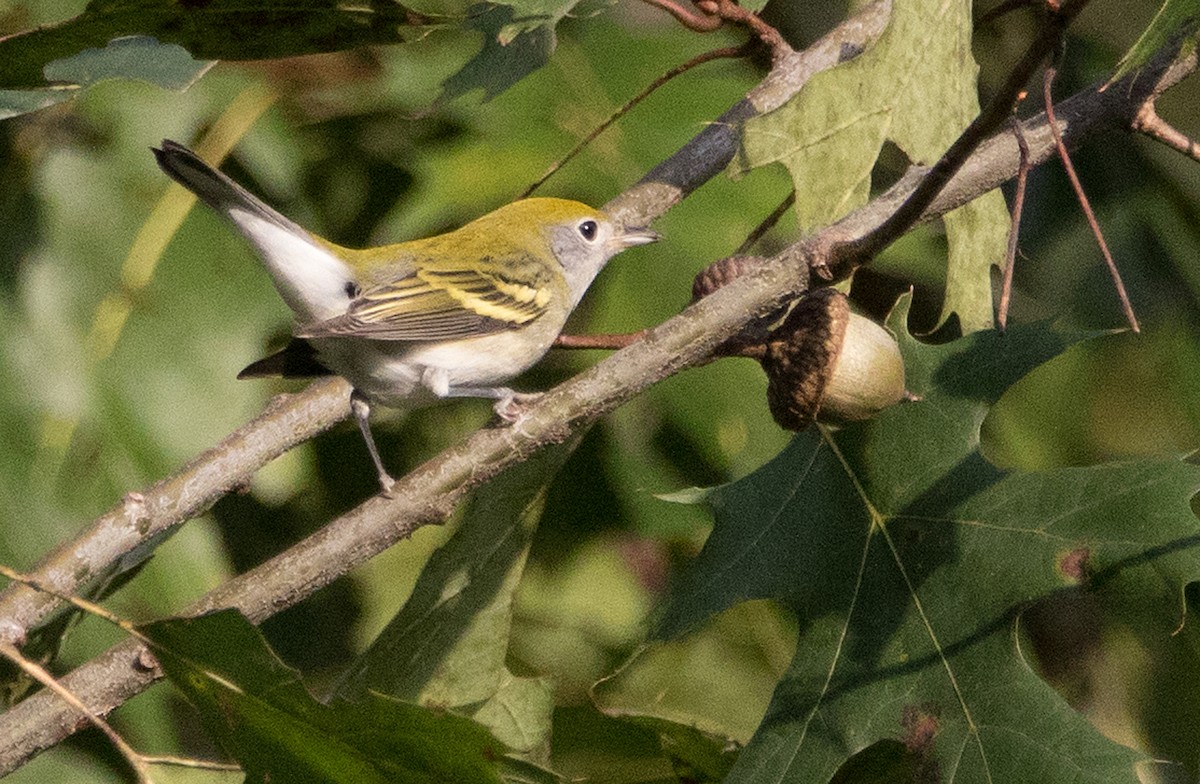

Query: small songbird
left=153, top=140, right=657, bottom=492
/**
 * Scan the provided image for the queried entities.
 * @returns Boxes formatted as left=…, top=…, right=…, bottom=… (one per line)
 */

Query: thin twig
left=0, top=565, right=141, bottom=636
left=521, top=44, right=747, bottom=199
left=1043, top=64, right=1141, bottom=332
left=553, top=330, right=650, bottom=350
left=700, top=0, right=790, bottom=62
left=640, top=0, right=721, bottom=32
left=0, top=640, right=151, bottom=783
left=640, top=0, right=790, bottom=62
left=1132, top=101, right=1200, bottom=163
left=735, top=190, right=796, bottom=256
left=998, top=118, right=1030, bottom=331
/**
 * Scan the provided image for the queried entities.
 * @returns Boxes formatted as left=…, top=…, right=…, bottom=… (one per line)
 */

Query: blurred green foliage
left=0, top=0, right=1198, bottom=781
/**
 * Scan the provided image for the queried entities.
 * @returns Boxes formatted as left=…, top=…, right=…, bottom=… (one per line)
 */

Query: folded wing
left=297, top=255, right=553, bottom=341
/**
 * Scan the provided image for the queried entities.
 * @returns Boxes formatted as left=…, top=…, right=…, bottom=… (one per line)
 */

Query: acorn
left=761, top=288, right=906, bottom=430
left=692, top=257, right=907, bottom=431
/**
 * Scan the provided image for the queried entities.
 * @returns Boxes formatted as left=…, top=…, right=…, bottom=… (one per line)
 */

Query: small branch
left=641, top=0, right=791, bottom=63
left=1132, top=101, right=1200, bottom=163
left=735, top=190, right=796, bottom=256
left=640, top=0, right=722, bottom=32
left=697, top=0, right=791, bottom=62
left=998, top=119, right=1030, bottom=331
left=1044, top=64, right=1141, bottom=332
left=0, top=564, right=143, bottom=636
left=553, top=331, right=649, bottom=350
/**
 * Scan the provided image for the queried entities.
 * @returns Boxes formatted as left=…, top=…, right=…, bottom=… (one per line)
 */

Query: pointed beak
left=611, top=226, right=660, bottom=250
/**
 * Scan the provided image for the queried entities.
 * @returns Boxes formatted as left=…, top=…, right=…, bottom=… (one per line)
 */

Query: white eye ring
left=578, top=220, right=599, bottom=241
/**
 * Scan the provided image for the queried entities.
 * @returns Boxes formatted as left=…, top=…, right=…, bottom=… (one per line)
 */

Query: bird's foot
left=493, top=392, right=543, bottom=423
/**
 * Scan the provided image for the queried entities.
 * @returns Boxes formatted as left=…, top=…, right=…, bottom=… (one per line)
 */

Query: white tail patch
left=227, top=208, right=353, bottom=324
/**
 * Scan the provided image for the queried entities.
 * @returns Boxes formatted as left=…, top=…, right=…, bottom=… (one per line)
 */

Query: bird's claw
left=493, top=392, right=543, bottom=423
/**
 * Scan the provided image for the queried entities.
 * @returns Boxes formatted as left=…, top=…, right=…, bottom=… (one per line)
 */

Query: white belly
left=309, top=327, right=556, bottom=409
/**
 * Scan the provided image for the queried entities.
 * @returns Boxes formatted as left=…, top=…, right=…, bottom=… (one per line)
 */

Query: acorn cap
left=691, top=255, right=765, bottom=301
left=761, top=288, right=905, bottom=431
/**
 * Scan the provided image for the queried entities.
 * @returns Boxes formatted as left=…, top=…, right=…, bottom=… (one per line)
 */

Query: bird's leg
left=444, top=385, right=543, bottom=423
left=350, top=390, right=395, bottom=495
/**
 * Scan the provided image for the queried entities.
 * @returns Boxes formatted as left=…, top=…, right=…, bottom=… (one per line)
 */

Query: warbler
left=153, top=140, right=657, bottom=492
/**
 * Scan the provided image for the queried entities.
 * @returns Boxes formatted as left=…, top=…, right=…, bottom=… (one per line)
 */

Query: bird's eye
left=578, top=220, right=598, bottom=241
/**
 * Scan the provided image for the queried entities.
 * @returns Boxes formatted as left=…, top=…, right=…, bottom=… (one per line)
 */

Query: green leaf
left=0, top=34, right=206, bottom=140
left=0, top=0, right=435, bottom=91
left=1107, top=0, right=1200, bottom=87
left=335, top=442, right=572, bottom=703
left=738, top=0, right=1009, bottom=331
left=593, top=600, right=796, bottom=782
left=43, top=35, right=212, bottom=89
left=438, top=3, right=554, bottom=103
left=334, top=442, right=578, bottom=769
left=0, top=88, right=74, bottom=120
left=473, top=673, right=556, bottom=760
left=595, top=600, right=794, bottom=745
left=626, top=717, right=741, bottom=783
left=439, top=0, right=586, bottom=102
left=656, top=297, right=1200, bottom=781
left=143, top=609, right=507, bottom=784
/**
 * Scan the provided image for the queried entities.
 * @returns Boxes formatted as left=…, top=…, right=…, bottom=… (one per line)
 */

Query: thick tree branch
left=0, top=2, right=1196, bottom=773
